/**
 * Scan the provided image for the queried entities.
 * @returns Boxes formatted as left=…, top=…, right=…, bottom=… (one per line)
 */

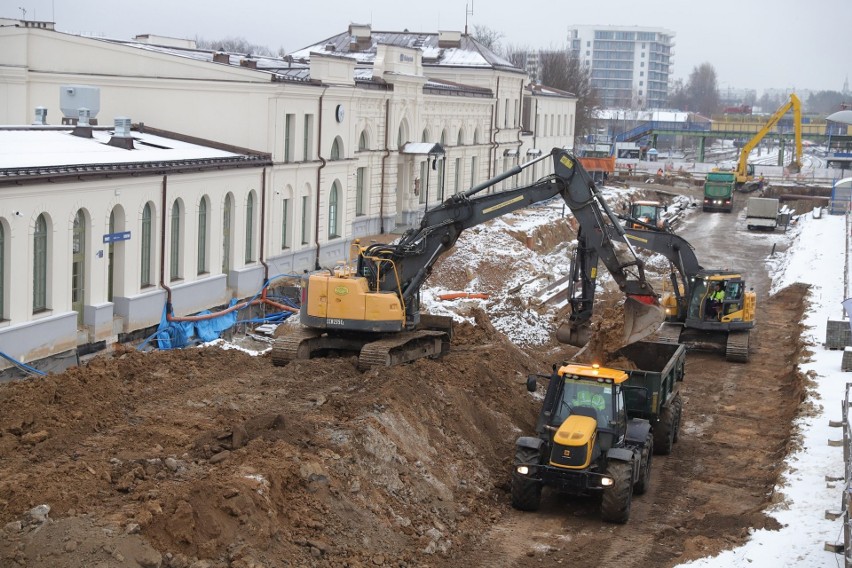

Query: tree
left=471, top=25, right=503, bottom=52
left=686, top=63, right=720, bottom=116
left=667, top=78, right=689, bottom=111
left=195, top=36, right=276, bottom=57
left=806, top=91, right=846, bottom=114
left=538, top=48, right=599, bottom=145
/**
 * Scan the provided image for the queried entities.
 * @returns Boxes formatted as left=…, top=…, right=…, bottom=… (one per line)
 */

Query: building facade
left=0, top=21, right=576, bottom=372
left=567, top=25, right=675, bottom=110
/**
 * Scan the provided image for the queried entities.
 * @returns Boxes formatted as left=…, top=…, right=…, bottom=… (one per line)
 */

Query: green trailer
left=611, top=340, right=686, bottom=454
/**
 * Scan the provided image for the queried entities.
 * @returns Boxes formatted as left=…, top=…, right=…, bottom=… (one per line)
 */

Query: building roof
left=287, top=27, right=525, bottom=74
left=525, top=83, right=576, bottom=99
left=0, top=125, right=271, bottom=184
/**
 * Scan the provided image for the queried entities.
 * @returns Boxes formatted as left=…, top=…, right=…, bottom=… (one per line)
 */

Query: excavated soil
left=0, top=189, right=813, bottom=568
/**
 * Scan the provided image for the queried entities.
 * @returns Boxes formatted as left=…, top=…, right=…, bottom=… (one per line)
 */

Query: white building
left=0, top=122, right=270, bottom=374
left=0, top=20, right=576, bottom=373
left=567, top=25, right=675, bottom=110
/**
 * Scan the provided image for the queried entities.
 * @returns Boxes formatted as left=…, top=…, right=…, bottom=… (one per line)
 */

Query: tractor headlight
left=600, top=476, right=614, bottom=487
left=516, top=465, right=530, bottom=475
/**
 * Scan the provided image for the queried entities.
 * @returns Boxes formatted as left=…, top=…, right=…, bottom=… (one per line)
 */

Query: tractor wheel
left=634, top=433, right=653, bottom=495
left=510, top=446, right=542, bottom=511
left=601, top=460, right=633, bottom=524
left=654, top=405, right=676, bottom=455
left=672, top=396, right=683, bottom=444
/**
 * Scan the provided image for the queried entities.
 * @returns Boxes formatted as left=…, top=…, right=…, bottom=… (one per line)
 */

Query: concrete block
left=827, top=319, right=852, bottom=349
left=843, top=349, right=852, bottom=372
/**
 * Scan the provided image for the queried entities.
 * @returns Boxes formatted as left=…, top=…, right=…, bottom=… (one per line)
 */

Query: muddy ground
left=0, top=184, right=814, bottom=568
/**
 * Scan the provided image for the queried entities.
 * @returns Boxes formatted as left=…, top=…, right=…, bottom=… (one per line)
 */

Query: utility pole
left=464, top=2, right=474, bottom=35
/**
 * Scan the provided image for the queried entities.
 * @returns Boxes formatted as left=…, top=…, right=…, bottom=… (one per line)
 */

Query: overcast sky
left=11, top=0, right=850, bottom=94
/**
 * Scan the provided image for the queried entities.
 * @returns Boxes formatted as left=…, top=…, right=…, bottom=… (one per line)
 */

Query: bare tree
left=470, top=25, right=503, bottom=52
left=538, top=48, right=599, bottom=145
left=503, top=43, right=536, bottom=81
left=195, top=36, right=275, bottom=57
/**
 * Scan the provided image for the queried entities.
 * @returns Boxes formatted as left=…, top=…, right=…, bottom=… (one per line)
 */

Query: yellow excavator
left=735, top=93, right=803, bottom=190
left=271, top=148, right=666, bottom=369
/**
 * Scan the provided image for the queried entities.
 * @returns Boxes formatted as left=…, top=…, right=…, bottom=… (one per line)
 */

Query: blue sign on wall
left=103, top=231, right=131, bottom=244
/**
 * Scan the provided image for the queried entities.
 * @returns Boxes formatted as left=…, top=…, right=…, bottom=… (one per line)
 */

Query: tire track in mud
left=449, top=204, right=809, bottom=568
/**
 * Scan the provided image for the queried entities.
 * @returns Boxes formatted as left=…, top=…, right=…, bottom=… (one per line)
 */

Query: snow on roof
left=0, top=127, right=243, bottom=169
left=288, top=29, right=522, bottom=73
left=401, top=142, right=444, bottom=155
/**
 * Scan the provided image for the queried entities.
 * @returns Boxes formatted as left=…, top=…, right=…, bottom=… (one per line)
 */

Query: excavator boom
left=274, top=148, right=665, bottom=368
left=736, top=93, right=802, bottom=184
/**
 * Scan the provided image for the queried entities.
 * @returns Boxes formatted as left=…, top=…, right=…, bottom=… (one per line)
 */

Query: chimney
left=107, top=117, right=135, bottom=150
left=213, top=51, right=229, bottom=64
left=71, top=108, right=93, bottom=138
left=438, top=30, right=462, bottom=48
left=239, top=57, right=257, bottom=69
left=32, top=106, right=47, bottom=125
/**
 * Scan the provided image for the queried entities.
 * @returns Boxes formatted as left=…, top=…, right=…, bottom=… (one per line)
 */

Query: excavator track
left=725, top=330, right=750, bottom=363
left=270, top=327, right=324, bottom=366
left=357, top=330, right=448, bottom=371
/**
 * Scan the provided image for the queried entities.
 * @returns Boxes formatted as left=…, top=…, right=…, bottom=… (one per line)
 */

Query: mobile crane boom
left=736, top=93, right=802, bottom=185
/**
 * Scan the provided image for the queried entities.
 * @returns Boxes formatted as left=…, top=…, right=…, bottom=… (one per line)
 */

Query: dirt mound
left=0, top=315, right=546, bottom=567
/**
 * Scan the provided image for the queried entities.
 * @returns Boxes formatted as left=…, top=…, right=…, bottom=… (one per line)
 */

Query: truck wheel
left=511, top=446, right=542, bottom=511
left=601, top=460, right=633, bottom=524
left=634, top=433, right=654, bottom=495
left=672, top=397, right=683, bottom=443
left=654, top=405, right=675, bottom=455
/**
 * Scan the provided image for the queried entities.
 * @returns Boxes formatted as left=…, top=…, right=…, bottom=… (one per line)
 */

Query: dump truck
left=511, top=340, right=685, bottom=523
left=702, top=171, right=736, bottom=212
left=746, top=197, right=780, bottom=230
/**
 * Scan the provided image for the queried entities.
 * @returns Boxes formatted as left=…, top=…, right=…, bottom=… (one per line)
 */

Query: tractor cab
left=627, top=200, right=667, bottom=230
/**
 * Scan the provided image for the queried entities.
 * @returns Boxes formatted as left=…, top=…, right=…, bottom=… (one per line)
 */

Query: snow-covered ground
left=677, top=211, right=850, bottom=568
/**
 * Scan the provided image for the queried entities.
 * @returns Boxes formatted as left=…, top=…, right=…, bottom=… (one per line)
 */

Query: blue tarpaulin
left=153, top=298, right=240, bottom=349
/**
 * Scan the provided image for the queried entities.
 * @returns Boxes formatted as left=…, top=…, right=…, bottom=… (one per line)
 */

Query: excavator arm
left=736, top=93, right=802, bottom=183
left=356, top=148, right=663, bottom=345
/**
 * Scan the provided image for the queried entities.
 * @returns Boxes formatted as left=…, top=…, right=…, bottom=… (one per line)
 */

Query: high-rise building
left=567, top=25, right=675, bottom=110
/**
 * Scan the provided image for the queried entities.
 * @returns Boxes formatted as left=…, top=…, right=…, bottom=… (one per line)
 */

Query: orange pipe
left=167, top=296, right=297, bottom=322
left=437, top=292, right=490, bottom=301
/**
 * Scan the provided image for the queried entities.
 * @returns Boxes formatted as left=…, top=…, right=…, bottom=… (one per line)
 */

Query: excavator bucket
left=623, top=295, right=666, bottom=345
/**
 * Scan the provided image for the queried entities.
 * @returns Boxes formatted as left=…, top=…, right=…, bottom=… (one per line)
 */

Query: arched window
left=473, top=128, right=480, bottom=145
left=328, top=182, right=341, bottom=239
left=223, top=194, right=233, bottom=272
left=141, top=203, right=153, bottom=287
left=170, top=200, right=182, bottom=281
left=33, top=214, right=47, bottom=312
left=72, top=209, right=86, bottom=324
left=358, top=131, right=368, bottom=151
left=457, top=128, right=465, bottom=146
left=0, top=222, right=5, bottom=319
left=197, top=196, right=209, bottom=274
left=245, top=191, right=255, bottom=263
left=397, top=122, right=408, bottom=149
left=330, top=137, right=343, bottom=160
left=421, top=129, right=430, bottom=143
left=356, top=167, right=366, bottom=216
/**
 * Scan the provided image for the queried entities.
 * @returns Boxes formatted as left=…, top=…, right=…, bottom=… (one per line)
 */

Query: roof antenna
left=464, top=2, right=473, bottom=35
left=18, top=6, right=27, bottom=20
